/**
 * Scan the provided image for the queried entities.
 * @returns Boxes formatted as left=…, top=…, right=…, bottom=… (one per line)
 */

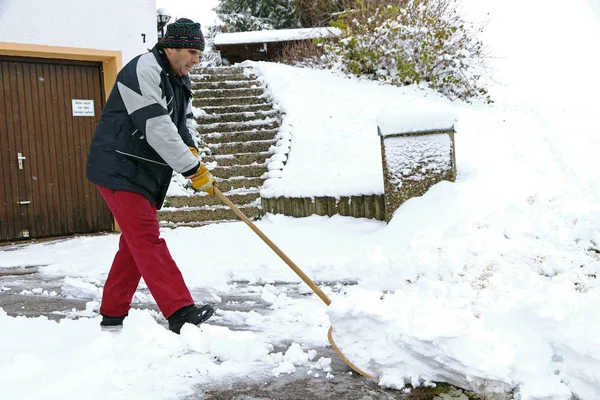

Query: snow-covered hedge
left=321, top=0, right=491, bottom=102
left=216, top=0, right=299, bottom=32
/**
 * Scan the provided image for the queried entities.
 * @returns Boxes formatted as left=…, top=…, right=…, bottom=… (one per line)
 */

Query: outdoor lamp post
left=157, top=8, right=172, bottom=39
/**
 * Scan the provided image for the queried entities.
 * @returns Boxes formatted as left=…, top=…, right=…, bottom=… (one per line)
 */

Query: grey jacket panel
left=118, top=52, right=198, bottom=175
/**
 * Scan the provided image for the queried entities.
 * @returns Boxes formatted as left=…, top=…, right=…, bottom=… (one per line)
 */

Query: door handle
left=17, top=152, right=26, bottom=169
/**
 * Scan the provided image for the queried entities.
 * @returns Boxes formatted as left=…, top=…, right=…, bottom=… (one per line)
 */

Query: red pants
left=97, top=186, right=193, bottom=319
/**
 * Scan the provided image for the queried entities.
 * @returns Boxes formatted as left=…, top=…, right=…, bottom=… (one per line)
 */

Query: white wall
left=0, top=0, right=157, bottom=65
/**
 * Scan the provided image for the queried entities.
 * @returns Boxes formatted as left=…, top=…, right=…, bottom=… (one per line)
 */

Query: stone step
left=193, top=87, right=264, bottom=99
left=203, top=152, right=272, bottom=167
left=197, top=110, right=279, bottom=124
left=190, top=73, right=257, bottom=83
left=158, top=204, right=261, bottom=225
left=167, top=191, right=260, bottom=208
left=192, top=79, right=261, bottom=90
left=202, top=129, right=279, bottom=145
left=217, top=177, right=264, bottom=192
left=198, top=104, right=274, bottom=114
left=176, top=66, right=270, bottom=228
left=195, top=66, right=245, bottom=75
left=198, top=119, right=280, bottom=135
left=208, top=139, right=277, bottom=155
left=211, top=164, right=266, bottom=179
left=193, top=96, right=269, bottom=108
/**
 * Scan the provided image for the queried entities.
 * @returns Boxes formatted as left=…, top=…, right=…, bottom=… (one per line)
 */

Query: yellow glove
left=189, top=164, right=216, bottom=195
left=189, top=146, right=200, bottom=160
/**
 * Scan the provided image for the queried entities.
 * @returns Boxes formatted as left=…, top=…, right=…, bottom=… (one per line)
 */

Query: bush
left=292, top=0, right=346, bottom=27
left=321, top=0, right=491, bottom=102
left=216, top=0, right=300, bottom=32
left=271, top=39, right=327, bottom=65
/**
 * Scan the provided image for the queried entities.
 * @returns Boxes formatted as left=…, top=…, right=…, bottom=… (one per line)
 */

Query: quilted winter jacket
left=86, top=44, right=200, bottom=209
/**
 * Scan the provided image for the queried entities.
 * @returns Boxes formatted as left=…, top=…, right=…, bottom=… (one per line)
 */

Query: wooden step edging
left=159, top=193, right=386, bottom=225
left=260, top=195, right=385, bottom=220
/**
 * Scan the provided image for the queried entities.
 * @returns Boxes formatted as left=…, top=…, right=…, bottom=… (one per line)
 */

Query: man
left=86, top=18, right=215, bottom=334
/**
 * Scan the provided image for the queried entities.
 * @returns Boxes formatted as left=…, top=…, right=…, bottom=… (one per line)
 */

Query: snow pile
left=328, top=286, right=600, bottom=398
left=0, top=308, right=332, bottom=399
left=383, top=134, right=453, bottom=187
left=0, top=309, right=257, bottom=399
left=377, top=107, right=457, bottom=136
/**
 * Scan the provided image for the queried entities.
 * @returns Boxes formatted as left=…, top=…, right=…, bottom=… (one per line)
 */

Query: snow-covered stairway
left=157, top=66, right=280, bottom=226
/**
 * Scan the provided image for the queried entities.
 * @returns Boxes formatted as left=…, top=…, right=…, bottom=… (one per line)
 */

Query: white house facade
left=0, top=0, right=158, bottom=241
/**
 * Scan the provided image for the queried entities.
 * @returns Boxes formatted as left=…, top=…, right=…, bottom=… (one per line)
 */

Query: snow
left=383, top=134, right=453, bottom=186
left=250, top=64, right=459, bottom=198
left=2, top=0, right=600, bottom=399
left=214, top=27, right=341, bottom=46
left=0, top=308, right=281, bottom=400
left=377, top=107, right=457, bottom=136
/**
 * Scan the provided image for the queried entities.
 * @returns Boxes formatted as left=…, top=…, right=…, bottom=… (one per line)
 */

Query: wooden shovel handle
left=213, top=186, right=331, bottom=306
left=214, top=186, right=374, bottom=378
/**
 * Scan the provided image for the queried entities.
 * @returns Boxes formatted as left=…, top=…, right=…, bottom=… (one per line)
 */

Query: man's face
left=164, top=48, right=202, bottom=76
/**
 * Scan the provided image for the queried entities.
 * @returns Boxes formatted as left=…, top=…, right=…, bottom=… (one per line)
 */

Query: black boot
left=168, top=304, right=214, bottom=334
left=100, top=314, right=127, bottom=326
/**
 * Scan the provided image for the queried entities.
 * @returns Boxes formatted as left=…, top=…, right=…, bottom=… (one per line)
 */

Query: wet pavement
left=0, top=267, right=484, bottom=400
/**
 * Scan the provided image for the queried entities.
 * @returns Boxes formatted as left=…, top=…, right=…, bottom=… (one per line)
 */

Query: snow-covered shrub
left=216, top=0, right=300, bottom=32
left=272, top=40, right=326, bottom=66
left=199, top=26, right=224, bottom=68
left=321, top=0, right=491, bottom=102
left=292, top=0, right=346, bottom=27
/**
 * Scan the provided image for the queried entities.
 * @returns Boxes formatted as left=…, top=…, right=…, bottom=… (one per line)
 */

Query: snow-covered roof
left=213, top=27, right=341, bottom=46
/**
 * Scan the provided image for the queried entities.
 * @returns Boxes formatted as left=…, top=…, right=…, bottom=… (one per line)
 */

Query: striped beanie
left=161, top=18, right=205, bottom=51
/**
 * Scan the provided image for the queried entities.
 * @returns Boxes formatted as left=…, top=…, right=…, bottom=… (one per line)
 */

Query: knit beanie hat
left=161, top=18, right=205, bottom=51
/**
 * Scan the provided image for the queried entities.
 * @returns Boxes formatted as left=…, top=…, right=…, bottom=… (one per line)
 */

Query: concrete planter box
left=378, top=109, right=457, bottom=222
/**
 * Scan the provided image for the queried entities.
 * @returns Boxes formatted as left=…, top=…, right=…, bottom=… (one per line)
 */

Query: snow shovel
left=213, top=185, right=373, bottom=378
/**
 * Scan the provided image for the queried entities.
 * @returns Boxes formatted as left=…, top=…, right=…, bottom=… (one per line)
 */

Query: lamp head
left=157, top=8, right=172, bottom=25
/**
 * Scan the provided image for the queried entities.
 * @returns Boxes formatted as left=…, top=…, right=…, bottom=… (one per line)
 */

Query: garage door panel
left=0, top=56, right=113, bottom=241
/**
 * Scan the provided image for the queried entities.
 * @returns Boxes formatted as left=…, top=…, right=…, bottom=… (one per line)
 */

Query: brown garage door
left=0, top=56, right=113, bottom=241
